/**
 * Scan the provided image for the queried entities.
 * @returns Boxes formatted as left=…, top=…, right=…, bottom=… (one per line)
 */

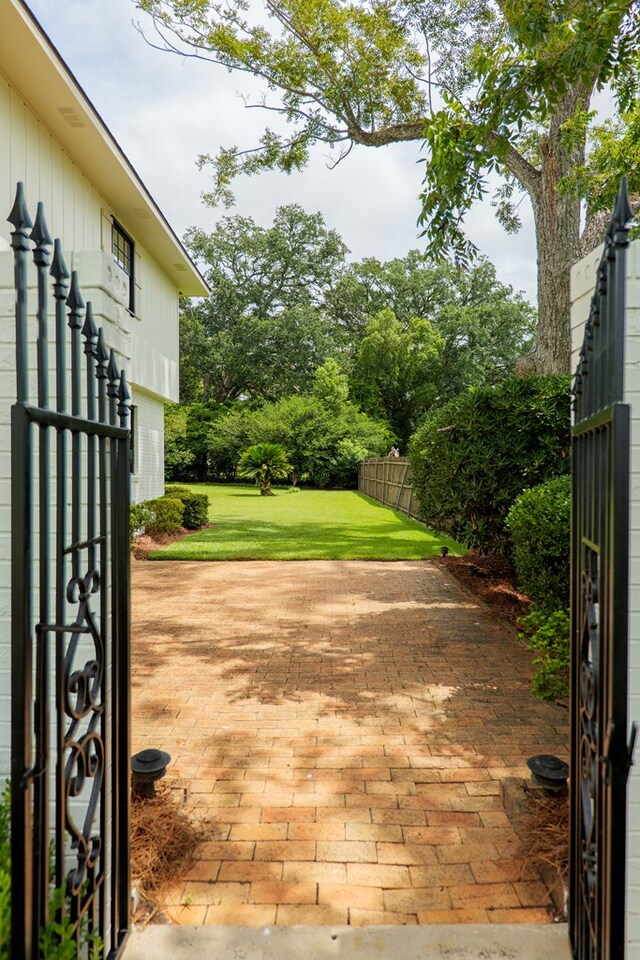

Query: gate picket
left=570, top=179, right=636, bottom=959
left=9, top=183, right=131, bottom=959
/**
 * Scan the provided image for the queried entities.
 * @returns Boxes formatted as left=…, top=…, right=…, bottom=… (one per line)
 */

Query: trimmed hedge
left=507, top=474, right=571, bottom=611
left=144, top=497, right=184, bottom=535
left=408, top=375, right=571, bottom=552
left=164, top=485, right=209, bottom=529
left=518, top=607, right=570, bottom=701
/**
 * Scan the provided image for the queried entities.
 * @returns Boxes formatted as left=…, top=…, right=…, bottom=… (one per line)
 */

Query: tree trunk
left=507, top=87, right=590, bottom=376
left=529, top=168, right=581, bottom=375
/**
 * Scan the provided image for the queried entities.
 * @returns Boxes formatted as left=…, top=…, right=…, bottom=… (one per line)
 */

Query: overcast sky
left=26, top=0, right=539, bottom=304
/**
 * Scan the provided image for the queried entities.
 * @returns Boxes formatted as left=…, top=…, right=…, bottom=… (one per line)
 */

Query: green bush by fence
left=408, top=375, right=571, bottom=553
left=507, top=474, right=571, bottom=611
left=507, top=473, right=571, bottom=701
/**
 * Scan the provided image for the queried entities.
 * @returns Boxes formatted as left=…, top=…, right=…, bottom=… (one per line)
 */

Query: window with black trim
left=112, top=220, right=135, bottom=313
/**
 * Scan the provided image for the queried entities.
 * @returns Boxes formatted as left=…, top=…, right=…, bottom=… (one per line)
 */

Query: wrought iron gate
left=570, top=179, right=637, bottom=959
left=9, top=183, right=131, bottom=958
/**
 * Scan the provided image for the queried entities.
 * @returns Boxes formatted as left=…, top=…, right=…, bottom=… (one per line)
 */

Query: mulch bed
left=133, top=528, right=194, bottom=560
left=130, top=780, right=210, bottom=924
left=434, top=550, right=531, bottom=625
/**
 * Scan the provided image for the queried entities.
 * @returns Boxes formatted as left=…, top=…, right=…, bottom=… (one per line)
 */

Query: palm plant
left=237, top=443, right=292, bottom=496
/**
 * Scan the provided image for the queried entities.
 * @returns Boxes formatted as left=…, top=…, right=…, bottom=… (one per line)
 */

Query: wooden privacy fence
left=358, top=457, right=418, bottom=519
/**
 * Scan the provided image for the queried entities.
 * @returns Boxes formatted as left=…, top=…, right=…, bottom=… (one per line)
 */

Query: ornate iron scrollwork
left=9, top=182, right=131, bottom=960
left=63, top=570, right=105, bottom=899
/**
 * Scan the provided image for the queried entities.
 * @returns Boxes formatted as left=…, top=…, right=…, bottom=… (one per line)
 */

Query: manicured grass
left=149, top=484, right=464, bottom=561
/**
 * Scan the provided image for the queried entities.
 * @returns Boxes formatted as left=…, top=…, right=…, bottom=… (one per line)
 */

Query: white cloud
left=27, top=0, right=538, bottom=303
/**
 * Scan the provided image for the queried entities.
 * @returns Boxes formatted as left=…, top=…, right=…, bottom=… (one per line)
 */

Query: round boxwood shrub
left=506, top=474, right=571, bottom=610
left=144, top=497, right=184, bottom=535
left=408, top=375, right=570, bottom=553
left=164, top=485, right=209, bottom=529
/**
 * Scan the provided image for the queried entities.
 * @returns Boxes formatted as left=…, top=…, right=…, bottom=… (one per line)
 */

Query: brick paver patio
left=131, top=560, right=568, bottom=927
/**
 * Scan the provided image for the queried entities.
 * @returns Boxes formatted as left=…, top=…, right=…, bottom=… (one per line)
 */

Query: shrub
left=408, top=375, right=570, bottom=552
left=507, top=474, right=571, bottom=611
left=130, top=501, right=151, bottom=547
left=207, top=394, right=392, bottom=488
left=144, top=497, right=184, bottom=535
left=164, top=485, right=209, bottom=529
left=0, top=781, right=103, bottom=959
left=237, top=443, right=292, bottom=496
left=518, top=608, right=570, bottom=701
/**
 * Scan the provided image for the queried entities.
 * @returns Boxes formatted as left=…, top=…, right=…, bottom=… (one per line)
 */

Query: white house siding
left=131, top=387, right=166, bottom=502
left=0, top=77, right=101, bottom=255
left=0, top=70, right=180, bottom=781
left=571, top=239, right=640, bottom=954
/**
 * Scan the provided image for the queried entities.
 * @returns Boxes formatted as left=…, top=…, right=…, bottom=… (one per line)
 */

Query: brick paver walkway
left=131, top=560, right=568, bottom=927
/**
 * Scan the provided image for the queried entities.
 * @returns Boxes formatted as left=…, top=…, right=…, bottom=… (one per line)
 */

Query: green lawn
left=149, top=484, right=464, bottom=561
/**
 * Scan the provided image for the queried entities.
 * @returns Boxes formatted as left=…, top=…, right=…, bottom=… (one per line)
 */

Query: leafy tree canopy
left=137, top=0, right=640, bottom=374
left=352, top=308, right=444, bottom=444
left=181, top=204, right=347, bottom=403
left=329, top=254, right=536, bottom=396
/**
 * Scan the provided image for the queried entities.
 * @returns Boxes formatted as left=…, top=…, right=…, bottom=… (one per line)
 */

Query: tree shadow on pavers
left=131, top=561, right=568, bottom=776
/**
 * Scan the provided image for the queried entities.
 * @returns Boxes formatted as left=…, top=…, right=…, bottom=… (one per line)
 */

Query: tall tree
left=352, top=307, right=444, bottom=444
left=137, top=0, right=639, bottom=374
left=181, top=204, right=347, bottom=402
left=328, top=254, right=535, bottom=392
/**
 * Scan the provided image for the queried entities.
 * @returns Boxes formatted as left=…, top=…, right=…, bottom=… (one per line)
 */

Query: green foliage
left=137, top=0, right=640, bottom=371
left=507, top=475, right=571, bottom=611
left=312, top=358, right=350, bottom=413
left=164, top=486, right=210, bottom=529
left=137, top=0, right=429, bottom=206
left=130, top=502, right=151, bottom=548
left=237, top=443, right=293, bottom=496
left=165, top=401, right=232, bottom=482
left=0, top=783, right=103, bottom=960
left=409, top=376, right=571, bottom=552
left=518, top=608, right=570, bottom=701
left=328, top=255, right=535, bottom=391
left=0, top=783, right=9, bottom=957
left=208, top=394, right=392, bottom=489
left=164, top=403, right=195, bottom=479
left=559, top=99, right=640, bottom=218
left=180, top=206, right=345, bottom=405
left=143, top=497, right=185, bottom=535
left=352, top=308, right=444, bottom=445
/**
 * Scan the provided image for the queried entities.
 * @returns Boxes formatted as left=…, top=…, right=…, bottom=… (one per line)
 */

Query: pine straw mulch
left=517, top=787, right=570, bottom=919
left=130, top=779, right=210, bottom=924
left=435, top=549, right=531, bottom=626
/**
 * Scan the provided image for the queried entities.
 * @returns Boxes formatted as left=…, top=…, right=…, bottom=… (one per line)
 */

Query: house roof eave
left=1, top=0, right=209, bottom=297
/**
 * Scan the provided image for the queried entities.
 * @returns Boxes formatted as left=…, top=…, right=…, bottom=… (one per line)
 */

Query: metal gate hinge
left=625, top=722, right=638, bottom=781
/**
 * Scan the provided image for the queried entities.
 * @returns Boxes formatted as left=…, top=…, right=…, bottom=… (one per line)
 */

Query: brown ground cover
left=436, top=552, right=530, bottom=627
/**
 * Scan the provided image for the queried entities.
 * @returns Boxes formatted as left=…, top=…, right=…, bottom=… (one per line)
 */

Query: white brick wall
left=131, top=387, right=165, bottom=503
left=571, top=238, right=640, bottom=955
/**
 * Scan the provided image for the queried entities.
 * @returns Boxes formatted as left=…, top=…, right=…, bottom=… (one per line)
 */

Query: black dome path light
left=131, top=749, right=171, bottom=798
left=527, top=754, right=569, bottom=793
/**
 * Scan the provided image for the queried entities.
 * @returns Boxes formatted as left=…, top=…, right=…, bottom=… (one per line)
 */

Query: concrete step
left=123, top=922, right=571, bottom=960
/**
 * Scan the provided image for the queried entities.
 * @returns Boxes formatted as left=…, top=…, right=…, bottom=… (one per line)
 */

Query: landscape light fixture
left=131, top=748, right=171, bottom=798
left=526, top=754, right=569, bottom=793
